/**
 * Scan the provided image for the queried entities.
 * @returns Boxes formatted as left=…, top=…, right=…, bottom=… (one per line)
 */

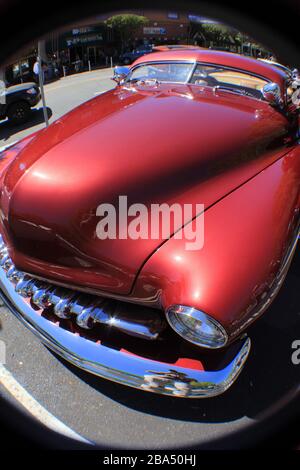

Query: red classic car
left=0, top=49, right=299, bottom=398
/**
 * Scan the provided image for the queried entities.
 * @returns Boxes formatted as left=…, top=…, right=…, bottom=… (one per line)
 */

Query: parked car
left=119, top=45, right=153, bottom=64
left=0, top=81, right=41, bottom=124
left=0, top=49, right=299, bottom=398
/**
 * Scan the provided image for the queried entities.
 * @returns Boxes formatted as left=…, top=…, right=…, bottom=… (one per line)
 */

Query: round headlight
left=166, top=305, right=228, bottom=349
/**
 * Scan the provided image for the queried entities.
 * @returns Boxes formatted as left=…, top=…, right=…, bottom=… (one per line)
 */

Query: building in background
left=3, top=10, right=272, bottom=84
left=47, top=22, right=117, bottom=70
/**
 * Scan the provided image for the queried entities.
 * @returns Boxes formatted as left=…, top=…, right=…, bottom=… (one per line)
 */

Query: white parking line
left=0, top=363, right=93, bottom=445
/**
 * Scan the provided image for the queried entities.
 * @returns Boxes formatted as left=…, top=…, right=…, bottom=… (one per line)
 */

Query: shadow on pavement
left=52, top=249, right=300, bottom=424
left=0, top=107, right=52, bottom=142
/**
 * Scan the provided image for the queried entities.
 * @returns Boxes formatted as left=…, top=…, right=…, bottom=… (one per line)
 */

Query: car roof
left=132, top=49, right=287, bottom=86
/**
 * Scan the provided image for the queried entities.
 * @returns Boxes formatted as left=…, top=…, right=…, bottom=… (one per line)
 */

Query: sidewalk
left=44, top=67, right=113, bottom=91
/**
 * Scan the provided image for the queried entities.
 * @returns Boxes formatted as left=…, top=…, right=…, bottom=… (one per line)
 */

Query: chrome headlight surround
left=166, top=305, right=228, bottom=349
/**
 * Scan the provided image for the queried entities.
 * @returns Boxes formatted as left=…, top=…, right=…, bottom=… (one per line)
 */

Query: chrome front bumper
left=0, top=240, right=251, bottom=398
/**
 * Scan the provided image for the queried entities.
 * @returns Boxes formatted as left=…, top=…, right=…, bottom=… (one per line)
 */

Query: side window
left=190, top=64, right=269, bottom=99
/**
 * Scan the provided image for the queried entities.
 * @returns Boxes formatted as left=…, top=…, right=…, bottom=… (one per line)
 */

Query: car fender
left=132, top=147, right=300, bottom=340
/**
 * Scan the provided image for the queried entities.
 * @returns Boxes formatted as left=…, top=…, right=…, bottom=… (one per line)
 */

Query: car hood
left=0, top=83, right=289, bottom=295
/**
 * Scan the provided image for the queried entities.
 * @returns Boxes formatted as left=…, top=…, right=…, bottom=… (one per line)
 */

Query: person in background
left=33, top=58, right=47, bottom=83
left=33, top=58, right=39, bottom=83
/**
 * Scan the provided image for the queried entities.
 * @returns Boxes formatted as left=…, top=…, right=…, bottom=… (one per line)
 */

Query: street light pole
left=38, top=41, right=49, bottom=127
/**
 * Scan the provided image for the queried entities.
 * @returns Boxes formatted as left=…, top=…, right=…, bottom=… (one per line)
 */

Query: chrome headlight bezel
left=166, top=305, right=228, bottom=349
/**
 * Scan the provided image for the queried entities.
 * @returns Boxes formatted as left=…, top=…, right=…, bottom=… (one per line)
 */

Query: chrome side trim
left=0, top=241, right=251, bottom=398
left=231, top=226, right=299, bottom=337
left=129, top=60, right=273, bottom=92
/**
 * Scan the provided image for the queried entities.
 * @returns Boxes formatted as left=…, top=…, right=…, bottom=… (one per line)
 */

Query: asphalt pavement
left=0, top=68, right=299, bottom=448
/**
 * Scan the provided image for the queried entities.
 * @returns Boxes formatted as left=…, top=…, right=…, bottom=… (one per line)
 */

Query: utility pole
left=0, top=68, right=5, bottom=106
left=38, top=40, right=49, bottom=127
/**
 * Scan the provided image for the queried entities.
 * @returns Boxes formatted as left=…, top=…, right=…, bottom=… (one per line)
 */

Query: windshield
left=129, top=62, right=194, bottom=83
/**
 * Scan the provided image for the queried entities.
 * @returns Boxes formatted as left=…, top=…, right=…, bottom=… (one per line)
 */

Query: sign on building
left=66, top=34, right=103, bottom=46
left=143, top=27, right=166, bottom=35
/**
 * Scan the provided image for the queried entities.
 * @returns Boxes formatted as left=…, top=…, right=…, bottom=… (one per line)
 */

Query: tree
left=106, top=14, right=148, bottom=51
left=201, top=24, right=232, bottom=45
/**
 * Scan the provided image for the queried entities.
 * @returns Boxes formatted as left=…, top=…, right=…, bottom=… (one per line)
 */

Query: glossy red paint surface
left=0, top=83, right=290, bottom=295
left=0, top=50, right=299, bottom=340
left=0, top=134, right=36, bottom=174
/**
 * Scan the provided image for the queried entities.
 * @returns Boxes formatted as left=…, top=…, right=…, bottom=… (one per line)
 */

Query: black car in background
left=0, top=82, right=41, bottom=124
left=119, top=45, right=153, bottom=64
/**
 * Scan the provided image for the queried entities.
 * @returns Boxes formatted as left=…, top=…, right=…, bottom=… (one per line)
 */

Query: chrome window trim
left=130, top=59, right=274, bottom=86
left=127, top=59, right=285, bottom=102
left=191, top=61, right=273, bottom=85
left=186, top=61, right=198, bottom=83
left=190, top=61, right=275, bottom=102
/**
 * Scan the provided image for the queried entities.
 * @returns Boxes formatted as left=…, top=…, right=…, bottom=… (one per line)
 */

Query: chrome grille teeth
left=46, top=287, right=68, bottom=307
left=6, top=266, right=23, bottom=284
left=76, top=306, right=95, bottom=329
left=91, top=305, right=110, bottom=324
left=3, top=259, right=13, bottom=272
left=15, top=277, right=43, bottom=298
left=0, top=253, right=11, bottom=270
left=31, top=286, right=53, bottom=309
left=50, top=290, right=82, bottom=319
left=68, top=295, right=89, bottom=316
left=15, top=277, right=35, bottom=297
left=70, top=297, right=106, bottom=329
left=53, top=297, right=73, bottom=319
left=0, top=234, right=165, bottom=340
